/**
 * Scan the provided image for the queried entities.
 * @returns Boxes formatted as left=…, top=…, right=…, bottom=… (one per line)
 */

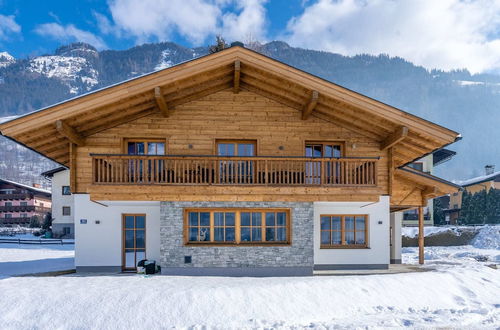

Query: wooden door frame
left=121, top=213, right=147, bottom=271
left=304, top=141, right=345, bottom=157
left=214, top=139, right=258, bottom=156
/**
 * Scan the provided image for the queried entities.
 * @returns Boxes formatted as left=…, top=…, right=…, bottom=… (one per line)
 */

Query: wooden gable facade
left=0, top=46, right=460, bottom=208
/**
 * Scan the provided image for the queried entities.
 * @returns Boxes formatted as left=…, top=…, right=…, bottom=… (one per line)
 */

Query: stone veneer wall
left=160, top=201, right=314, bottom=276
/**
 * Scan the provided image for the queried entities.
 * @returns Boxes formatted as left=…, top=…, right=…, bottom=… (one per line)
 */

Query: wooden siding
left=74, top=90, right=389, bottom=201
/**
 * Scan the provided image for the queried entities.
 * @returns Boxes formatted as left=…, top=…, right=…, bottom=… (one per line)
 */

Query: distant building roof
left=432, top=148, right=456, bottom=167
left=0, top=178, right=51, bottom=195
left=457, top=171, right=500, bottom=187
left=41, top=167, right=67, bottom=178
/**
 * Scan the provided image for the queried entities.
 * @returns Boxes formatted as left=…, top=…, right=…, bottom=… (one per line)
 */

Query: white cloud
left=34, top=23, right=107, bottom=49
left=100, top=0, right=267, bottom=44
left=220, top=0, right=268, bottom=42
left=284, top=0, right=500, bottom=73
left=106, top=0, right=221, bottom=44
left=0, top=14, right=21, bottom=40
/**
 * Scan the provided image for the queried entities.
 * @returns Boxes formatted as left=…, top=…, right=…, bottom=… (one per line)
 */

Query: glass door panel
left=122, top=214, right=146, bottom=270
left=305, top=143, right=342, bottom=184
left=217, top=140, right=256, bottom=184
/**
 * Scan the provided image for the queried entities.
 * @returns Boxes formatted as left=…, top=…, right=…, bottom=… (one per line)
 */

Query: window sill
left=185, top=242, right=291, bottom=247
left=320, top=245, right=370, bottom=249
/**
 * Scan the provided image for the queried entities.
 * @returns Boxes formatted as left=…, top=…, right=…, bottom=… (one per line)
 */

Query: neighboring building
left=0, top=45, right=460, bottom=275
left=402, top=149, right=457, bottom=226
left=42, top=167, right=74, bottom=238
left=440, top=165, right=500, bottom=224
left=0, top=178, right=51, bottom=226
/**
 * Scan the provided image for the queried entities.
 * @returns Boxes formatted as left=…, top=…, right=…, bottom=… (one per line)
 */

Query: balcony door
left=122, top=214, right=146, bottom=270
left=126, top=140, right=166, bottom=182
left=216, top=140, right=256, bottom=184
left=305, top=142, right=342, bottom=184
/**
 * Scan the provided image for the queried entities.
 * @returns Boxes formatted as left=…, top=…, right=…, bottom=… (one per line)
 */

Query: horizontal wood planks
left=74, top=90, right=390, bottom=201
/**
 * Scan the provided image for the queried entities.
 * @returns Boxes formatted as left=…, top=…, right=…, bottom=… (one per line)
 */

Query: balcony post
left=418, top=205, right=424, bottom=265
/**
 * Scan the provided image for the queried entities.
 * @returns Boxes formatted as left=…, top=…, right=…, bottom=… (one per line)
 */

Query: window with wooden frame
left=124, top=139, right=166, bottom=155
left=320, top=215, right=368, bottom=248
left=185, top=209, right=290, bottom=245
left=305, top=142, right=344, bottom=184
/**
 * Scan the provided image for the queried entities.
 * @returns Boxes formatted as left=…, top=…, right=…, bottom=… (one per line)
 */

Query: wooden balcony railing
left=91, top=155, right=378, bottom=187
left=0, top=205, right=51, bottom=213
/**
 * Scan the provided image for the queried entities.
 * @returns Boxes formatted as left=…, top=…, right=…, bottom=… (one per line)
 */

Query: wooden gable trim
left=301, top=90, right=319, bottom=120
left=154, top=87, right=169, bottom=117
left=55, top=120, right=85, bottom=146
left=380, top=126, right=408, bottom=151
left=233, top=60, right=241, bottom=94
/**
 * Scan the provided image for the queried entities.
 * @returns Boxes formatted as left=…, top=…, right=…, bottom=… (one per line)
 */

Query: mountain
left=0, top=41, right=499, bottom=186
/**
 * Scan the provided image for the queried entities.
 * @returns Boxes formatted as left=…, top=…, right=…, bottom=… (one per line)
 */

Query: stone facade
left=160, top=201, right=314, bottom=276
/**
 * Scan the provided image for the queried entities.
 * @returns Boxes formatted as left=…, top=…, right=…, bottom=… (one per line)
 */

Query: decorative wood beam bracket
left=154, top=86, right=169, bottom=117
left=422, top=186, right=438, bottom=203
left=55, top=120, right=85, bottom=146
left=301, top=90, right=319, bottom=120
left=233, top=60, right=241, bottom=94
left=380, top=126, right=409, bottom=151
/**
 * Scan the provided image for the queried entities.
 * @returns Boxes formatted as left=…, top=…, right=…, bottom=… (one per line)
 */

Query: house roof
left=0, top=178, right=51, bottom=195
left=433, top=148, right=457, bottom=167
left=0, top=45, right=460, bottom=167
left=457, top=171, right=500, bottom=187
left=41, top=166, right=67, bottom=178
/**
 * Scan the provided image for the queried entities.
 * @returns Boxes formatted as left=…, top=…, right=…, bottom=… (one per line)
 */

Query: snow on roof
left=0, top=116, right=19, bottom=124
left=0, top=178, right=51, bottom=194
left=456, top=170, right=500, bottom=187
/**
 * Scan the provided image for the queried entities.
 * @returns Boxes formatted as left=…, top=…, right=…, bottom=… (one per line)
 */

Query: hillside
left=0, top=41, right=499, bottom=185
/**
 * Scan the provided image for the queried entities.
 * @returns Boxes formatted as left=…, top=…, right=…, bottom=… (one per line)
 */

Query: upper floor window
left=408, top=162, right=424, bottom=172
left=305, top=142, right=342, bottom=158
left=5, top=214, right=12, bottom=218
left=4, top=202, right=12, bottom=207
left=20, top=202, right=27, bottom=206
left=320, top=215, right=368, bottom=248
left=62, top=186, right=71, bottom=195
left=216, top=140, right=256, bottom=156
left=126, top=139, right=165, bottom=155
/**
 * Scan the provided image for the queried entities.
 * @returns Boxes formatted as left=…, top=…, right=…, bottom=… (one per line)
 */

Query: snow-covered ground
left=0, top=241, right=74, bottom=276
left=0, top=228, right=498, bottom=329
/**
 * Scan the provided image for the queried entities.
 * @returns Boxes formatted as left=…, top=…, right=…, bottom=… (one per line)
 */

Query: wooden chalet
left=0, top=45, right=460, bottom=274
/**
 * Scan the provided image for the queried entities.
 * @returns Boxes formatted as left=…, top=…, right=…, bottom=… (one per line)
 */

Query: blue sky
left=1, top=0, right=499, bottom=73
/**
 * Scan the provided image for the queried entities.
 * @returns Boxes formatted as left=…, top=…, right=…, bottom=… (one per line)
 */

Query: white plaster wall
left=74, top=194, right=160, bottom=267
left=313, top=196, right=390, bottom=266
left=51, top=170, right=74, bottom=225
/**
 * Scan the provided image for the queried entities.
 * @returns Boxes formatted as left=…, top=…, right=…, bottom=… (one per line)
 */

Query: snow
left=0, top=115, right=18, bottom=124
left=28, top=55, right=99, bottom=93
left=454, top=79, right=485, bottom=86
left=154, top=49, right=175, bottom=70
left=0, top=241, right=74, bottom=276
left=0, top=51, right=15, bottom=68
left=402, top=225, right=480, bottom=238
left=0, top=228, right=498, bottom=328
left=472, top=226, right=500, bottom=249
left=456, top=170, right=500, bottom=186
left=0, top=177, right=51, bottom=194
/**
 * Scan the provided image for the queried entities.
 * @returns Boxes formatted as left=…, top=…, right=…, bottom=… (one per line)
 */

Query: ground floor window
left=320, top=215, right=368, bottom=248
left=185, top=209, right=290, bottom=245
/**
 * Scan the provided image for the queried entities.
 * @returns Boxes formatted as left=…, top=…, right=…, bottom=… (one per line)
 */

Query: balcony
left=0, top=217, right=30, bottom=225
left=0, top=193, right=33, bottom=200
left=92, top=155, right=378, bottom=187
left=0, top=205, right=50, bottom=213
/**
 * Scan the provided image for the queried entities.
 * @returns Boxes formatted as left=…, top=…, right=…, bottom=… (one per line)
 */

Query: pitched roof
left=457, top=171, right=500, bottom=187
left=0, top=178, right=51, bottom=195
left=41, top=167, right=67, bottom=178
left=0, top=45, right=460, bottom=167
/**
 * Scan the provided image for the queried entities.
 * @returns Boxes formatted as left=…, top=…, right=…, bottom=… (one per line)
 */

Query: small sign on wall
left=80, top=219, right=87, bottom=224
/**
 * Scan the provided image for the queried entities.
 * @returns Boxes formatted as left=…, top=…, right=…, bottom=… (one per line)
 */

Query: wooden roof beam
left=301, top=90, right=319, bottom=120
left=154, top=86, right=169, bottom=117
left=233, top=60, right=240, bottom=94
left=55, top=120, right=85, bottom=146
left=380, top=126, right=408, bottom=151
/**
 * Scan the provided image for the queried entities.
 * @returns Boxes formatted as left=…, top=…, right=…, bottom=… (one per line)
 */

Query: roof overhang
left=0, top=46, right=460, bottom=166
